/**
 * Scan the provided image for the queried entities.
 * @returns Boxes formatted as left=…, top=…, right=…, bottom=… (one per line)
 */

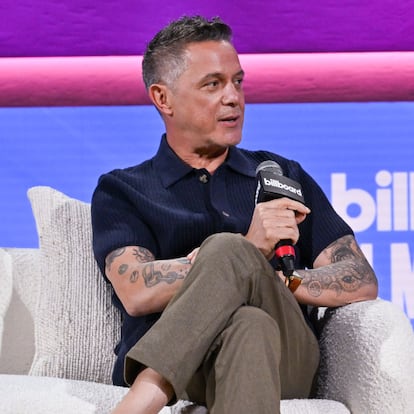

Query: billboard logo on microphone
left=263, top=178, right=303, bottom=197
left=257, top=171, right=305, bottom=204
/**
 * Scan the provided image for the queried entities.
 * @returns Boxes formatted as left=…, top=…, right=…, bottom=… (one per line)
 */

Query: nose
left=222, top=82, right=243, bottom=106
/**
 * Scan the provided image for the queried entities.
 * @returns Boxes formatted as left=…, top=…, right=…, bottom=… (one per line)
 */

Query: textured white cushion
left=280, top=399, right=350, bottom=414
left=27, top=186, right=121, bottom=383
left=315, top=299, right=414, bottom=414
left=0, top=374, right=350, bottom=414
left=0, top=248, right=38, bottom=375
left=0, top=374, right=127, bottom=414
left=172, top=399, right=350, bottom=414
left=9, top=248, right=40, bottom=316
left=0, top=249, right=13, bottom=357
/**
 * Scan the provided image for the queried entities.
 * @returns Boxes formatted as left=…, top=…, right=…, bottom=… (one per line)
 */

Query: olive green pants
left=125, top=233, right=320, bottom=414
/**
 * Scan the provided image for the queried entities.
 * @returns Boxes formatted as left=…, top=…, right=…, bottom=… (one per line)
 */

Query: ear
left=148, top=84, right=173, bottom=116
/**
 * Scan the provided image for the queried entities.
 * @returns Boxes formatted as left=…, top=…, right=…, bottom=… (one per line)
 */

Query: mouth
left=219, top=114, right=241, bottom=124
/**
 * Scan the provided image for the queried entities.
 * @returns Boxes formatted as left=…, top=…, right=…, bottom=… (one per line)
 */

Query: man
left=91, top=15, right=378, bottom=414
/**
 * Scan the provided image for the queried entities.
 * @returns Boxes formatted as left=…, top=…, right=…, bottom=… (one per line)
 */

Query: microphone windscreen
left=255, top=160, right=283, bottom=176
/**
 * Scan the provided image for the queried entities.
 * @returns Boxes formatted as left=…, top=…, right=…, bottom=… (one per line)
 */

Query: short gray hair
left=142, top=16, right=233, bottom=90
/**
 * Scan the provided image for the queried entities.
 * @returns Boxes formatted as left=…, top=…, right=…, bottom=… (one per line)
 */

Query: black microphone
left=255, top=160, right=305, bottom=277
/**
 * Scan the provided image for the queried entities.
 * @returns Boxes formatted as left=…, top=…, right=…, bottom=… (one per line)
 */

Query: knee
left=203, top=232, right=245, bottom=248
left=192, top=233, right=273, bottom=289
left=232, top=306, right=280, bottom=340
left=199, top=232, right=257, bottom=261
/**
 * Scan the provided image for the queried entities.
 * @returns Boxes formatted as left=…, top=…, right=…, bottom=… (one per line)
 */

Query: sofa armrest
left=0, top=248, right=40, bottom=375
left=314, top=299, right=414, bottom=414
left=5, top=248, right=40, bottom=314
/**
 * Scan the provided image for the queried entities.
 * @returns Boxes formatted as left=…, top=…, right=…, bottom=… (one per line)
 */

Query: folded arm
left=292, top=234, right=378, bottom=307
left=105, top=246, right=192, bottom=317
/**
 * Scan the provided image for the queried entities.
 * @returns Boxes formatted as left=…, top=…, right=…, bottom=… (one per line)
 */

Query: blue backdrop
left=1, top=102, right=413, bottom=327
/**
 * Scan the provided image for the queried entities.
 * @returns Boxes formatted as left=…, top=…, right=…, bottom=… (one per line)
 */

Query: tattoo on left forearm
left=303, top=235, right=377, bottom=298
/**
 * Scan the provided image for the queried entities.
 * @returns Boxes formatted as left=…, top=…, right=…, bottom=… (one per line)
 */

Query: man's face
left=167, top=40, right=245, bottom=153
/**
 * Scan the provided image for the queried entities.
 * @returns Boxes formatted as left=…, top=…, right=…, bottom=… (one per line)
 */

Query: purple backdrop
left=1, top=0, right=413, bottom=57
left=1, top=1, right=413, bottom=327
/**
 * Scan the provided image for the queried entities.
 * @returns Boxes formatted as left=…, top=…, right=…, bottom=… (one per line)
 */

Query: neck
left=166, top=135, right=229, bottom=174
left=179, top=147, right=228, bottom=174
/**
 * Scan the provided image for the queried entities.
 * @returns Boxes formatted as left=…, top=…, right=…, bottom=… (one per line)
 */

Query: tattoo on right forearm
left=105, top=247, right=125, bottom=272
left=132, top=247, right=155, bottom=262
left=130, top=270, right=139, bottom=283
left=108, top=245, right=191, bottom=287
left=141, top=261, right=187, bottom=287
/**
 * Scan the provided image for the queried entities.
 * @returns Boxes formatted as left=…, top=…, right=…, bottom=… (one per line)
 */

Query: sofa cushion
left=0, top=374, right=351, bottom=414
left=27, top=186, right=121, bottom=384
left=0, top=248, right=38, bottom=374
left=0, top=374, right=128, bottom=414
left=315, top=299, right=414, bottom=413
left=0, top=249, right=13, bottom=357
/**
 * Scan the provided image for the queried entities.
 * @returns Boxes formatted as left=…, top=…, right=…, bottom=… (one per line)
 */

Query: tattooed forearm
left=177, top=257, right=191, bottom=265
left=106, top=245, right=191, bottom=287
left=105, top=247, right=126, bottom=272
left=130, top=248, right=190, bottom=285
left=303, top=262, right=366, bottom=298
left=302, top=235, right=377, bottom=298
left=140, top=261, right=188, bottom=287
left=132, top=247, right=155, bottom=263
left=130, top=270, right=139, bottom=283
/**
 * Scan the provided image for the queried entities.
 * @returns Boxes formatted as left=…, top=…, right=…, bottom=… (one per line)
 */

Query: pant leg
left=203, top=306, right=283, bottom=414
left=125, top=233, right=319, bottom=403
left=187, top=306, right=318, bottom=414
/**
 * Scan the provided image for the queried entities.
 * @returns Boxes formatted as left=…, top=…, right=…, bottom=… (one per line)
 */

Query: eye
left=204, top=80, right=219, bottom=89
left=234, top=77, right=244, bottom=89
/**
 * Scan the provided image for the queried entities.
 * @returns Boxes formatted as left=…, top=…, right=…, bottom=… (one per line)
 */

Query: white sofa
left=0, top=186, right=413, bottom=414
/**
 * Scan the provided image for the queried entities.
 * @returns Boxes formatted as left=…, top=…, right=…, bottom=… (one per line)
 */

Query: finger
left=186, top=247, right=200, bottom=264
left=266, top=197, right=310, bottom=214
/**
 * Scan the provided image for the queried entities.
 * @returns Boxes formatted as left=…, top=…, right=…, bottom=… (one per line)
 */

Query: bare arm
left=245, top=197, right=377, bottom=307
left=105, top=246, right=192, bottom=317
left=291, top=234, right=378, bottom=307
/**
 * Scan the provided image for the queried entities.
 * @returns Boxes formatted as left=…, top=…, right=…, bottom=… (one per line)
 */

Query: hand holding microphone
left=253, top=161, right=309, bottom=277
